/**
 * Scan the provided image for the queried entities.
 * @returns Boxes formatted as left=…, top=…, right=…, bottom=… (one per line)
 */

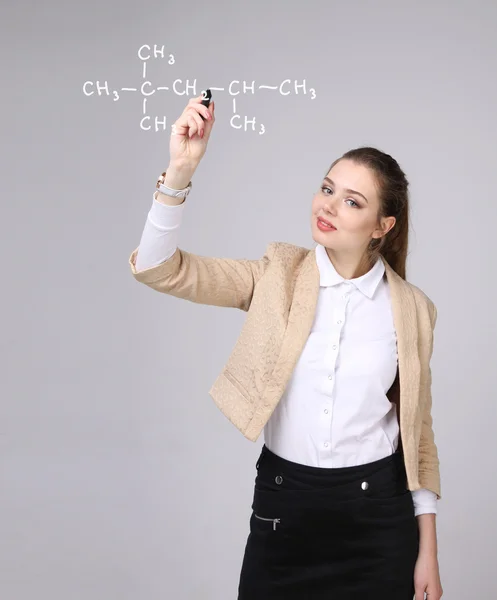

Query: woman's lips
left=317, top=218, right=337, bottom=232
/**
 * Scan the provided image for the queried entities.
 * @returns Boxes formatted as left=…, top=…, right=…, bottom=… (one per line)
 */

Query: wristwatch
left=155, top=171, right=192, bottom=198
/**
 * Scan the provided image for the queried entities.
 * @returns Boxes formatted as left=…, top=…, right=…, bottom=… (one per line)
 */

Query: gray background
left=1, top=0, right=496, bottom=598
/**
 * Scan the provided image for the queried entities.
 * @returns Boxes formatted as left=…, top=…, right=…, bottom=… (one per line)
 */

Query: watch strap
left=156, top=171, right=192, bottom=198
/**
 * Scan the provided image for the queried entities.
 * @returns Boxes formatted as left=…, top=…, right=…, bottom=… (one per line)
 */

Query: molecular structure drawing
left=82, top=44, right=318, bottom=134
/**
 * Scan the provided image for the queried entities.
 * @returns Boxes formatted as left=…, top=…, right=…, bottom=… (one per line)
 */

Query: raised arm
left=129, top=241, right=278, bottom=311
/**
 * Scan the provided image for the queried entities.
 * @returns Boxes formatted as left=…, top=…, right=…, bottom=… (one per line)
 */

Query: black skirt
left=238, top=444, right=419, bottom=599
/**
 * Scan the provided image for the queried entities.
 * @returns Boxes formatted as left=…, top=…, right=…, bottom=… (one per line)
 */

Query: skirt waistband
left=253, top=444, right=409, bottom=510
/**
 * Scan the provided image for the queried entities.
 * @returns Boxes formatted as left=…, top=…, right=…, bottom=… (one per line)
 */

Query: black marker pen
left=200, top=88, right=212, bottom=120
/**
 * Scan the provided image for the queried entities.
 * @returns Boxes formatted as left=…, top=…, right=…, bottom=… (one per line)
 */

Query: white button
left=324, top=442, right=329, bottom=447
left=337, top=320, right=342, bottom=324
left=332, top=345, right=337, bottom=350
left=361, top=481, right=369, bottom=490
left=328, top=374, right=333, bottom=380
left=324, top=409, right=329, bottom=414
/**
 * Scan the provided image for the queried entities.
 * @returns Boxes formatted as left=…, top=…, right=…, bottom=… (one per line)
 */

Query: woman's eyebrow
left=323, top=177, right=368, bottom=203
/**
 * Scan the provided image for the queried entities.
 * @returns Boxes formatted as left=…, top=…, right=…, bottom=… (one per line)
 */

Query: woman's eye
left=321, top=186, right=359, bottom=208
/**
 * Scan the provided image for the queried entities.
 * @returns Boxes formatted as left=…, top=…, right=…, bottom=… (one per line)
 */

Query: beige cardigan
left=129, top=241, right=441, bottom=499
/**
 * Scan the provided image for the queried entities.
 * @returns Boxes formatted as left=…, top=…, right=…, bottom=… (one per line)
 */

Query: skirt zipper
left=254, top=514, right=281, bottom=530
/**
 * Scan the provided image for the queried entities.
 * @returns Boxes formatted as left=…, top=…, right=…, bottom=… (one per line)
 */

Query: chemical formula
left=82, top=44, right=318, bottom=134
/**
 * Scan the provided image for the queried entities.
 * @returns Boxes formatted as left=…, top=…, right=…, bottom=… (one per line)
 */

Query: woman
left=129, top=95, right=443, bottom=599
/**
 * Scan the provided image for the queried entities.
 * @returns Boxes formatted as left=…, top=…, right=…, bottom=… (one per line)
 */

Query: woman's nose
left=323, top=199, right=338, bottom=215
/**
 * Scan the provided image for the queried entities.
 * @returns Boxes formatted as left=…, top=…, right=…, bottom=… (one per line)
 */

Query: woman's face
left=311, top=159, right=394, bottom=255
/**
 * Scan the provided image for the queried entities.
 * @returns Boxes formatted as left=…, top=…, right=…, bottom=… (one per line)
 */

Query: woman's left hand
left=414, top=552, right=443, bottom=599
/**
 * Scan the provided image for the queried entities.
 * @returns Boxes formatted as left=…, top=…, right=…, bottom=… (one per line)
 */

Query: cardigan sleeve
left=417, top=301, right=442, bottom=499
left=129, top=196, right=279, bottom=311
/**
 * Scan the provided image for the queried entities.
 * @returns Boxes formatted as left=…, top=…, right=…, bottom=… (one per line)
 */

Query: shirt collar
left=314, top=243, right=385, bottom=299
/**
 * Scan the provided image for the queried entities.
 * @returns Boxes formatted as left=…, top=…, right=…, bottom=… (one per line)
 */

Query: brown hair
left=325, top=147, right=410, bottom=280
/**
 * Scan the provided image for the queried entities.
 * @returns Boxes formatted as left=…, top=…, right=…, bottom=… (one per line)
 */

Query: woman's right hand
left=169, top=94, right=216, bottom=168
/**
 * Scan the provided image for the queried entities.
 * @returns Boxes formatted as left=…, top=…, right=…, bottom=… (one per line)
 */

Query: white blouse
left=133, top=195, right=437, bottom=516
